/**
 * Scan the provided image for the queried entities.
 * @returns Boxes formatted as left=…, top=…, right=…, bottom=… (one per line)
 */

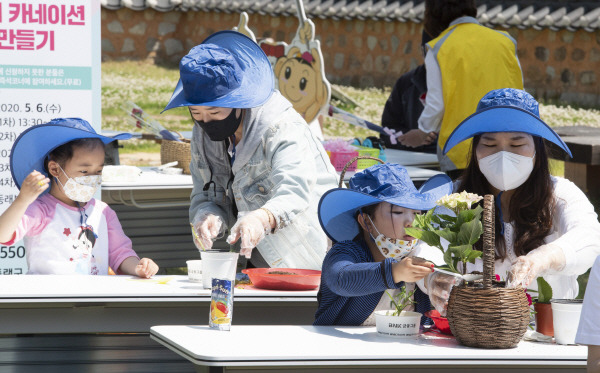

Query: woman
left=399, top=0, right=523, bottom=176
left=429, top=88, right=600, bottom=304
left=315, top=163, right=455, bottom=325
left=162, top=30, right=338, bottom=269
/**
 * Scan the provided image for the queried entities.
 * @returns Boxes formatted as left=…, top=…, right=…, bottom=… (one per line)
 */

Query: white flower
left=436, top=191, right=483, bottom=212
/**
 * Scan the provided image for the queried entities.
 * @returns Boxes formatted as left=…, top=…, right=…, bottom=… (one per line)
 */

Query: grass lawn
left=102, top=60, right=598, bottom=296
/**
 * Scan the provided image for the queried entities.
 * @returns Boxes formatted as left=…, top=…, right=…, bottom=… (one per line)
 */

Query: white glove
left=191, top=213, right=223, bottom=251
left=425, top=271, right=463, bottom=317
left=507, top=244, right=566, bottom=289
left=226, top=209, right=272, bottom=258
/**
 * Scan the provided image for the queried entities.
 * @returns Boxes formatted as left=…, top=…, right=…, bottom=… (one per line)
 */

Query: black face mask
left=194, top=109, right=242, bottom=142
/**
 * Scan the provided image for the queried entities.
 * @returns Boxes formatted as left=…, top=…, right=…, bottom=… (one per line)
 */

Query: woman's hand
left=135, top=258, right=159, bottom=278
left=507, top=244, right=566, bottom=288
left=18, top=170, right=49, bottom=205
left=226, top=209, right=272, bottom=258
left=392, top=256, right=434, bottom=283
left=192, top=214, right=223, bottom=251
left=397, top=129, right=437, bottom=148
left=425, top=271, right=463, bottom=316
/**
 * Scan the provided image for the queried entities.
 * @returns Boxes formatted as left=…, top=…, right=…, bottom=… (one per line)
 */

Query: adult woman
left=431, top=88, right=600, bottom=302
left=399, top=0, right=523, bottom=175
left=162, top=31, right=338, bottom=269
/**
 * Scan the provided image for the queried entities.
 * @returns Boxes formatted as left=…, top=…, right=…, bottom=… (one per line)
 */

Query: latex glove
left=226, top=209, right=271, bottom=258
left=507, top=244, right=566, bottom=289
left=425, top=271, right=463, bottom=317
left=191, top=213, right=223, bottom=251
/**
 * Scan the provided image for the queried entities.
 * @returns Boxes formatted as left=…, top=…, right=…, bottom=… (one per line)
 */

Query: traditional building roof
left=100, top=0, right=600, bottom=31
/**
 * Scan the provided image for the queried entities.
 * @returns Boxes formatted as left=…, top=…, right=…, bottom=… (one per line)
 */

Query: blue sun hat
left=162, top=30, right=274, bottom=112
left=318, top=163, right=453, bottom=243
left=10, top=118, right=131, bottom=190
left=443, top=88, right=572, bottom=157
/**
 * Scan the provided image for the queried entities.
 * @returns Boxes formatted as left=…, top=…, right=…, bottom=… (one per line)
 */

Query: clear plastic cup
left=200, top=252, right=239, bottom=289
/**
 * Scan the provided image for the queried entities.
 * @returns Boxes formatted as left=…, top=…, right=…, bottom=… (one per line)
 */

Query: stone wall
left=101, top=8, right=600, bottom=107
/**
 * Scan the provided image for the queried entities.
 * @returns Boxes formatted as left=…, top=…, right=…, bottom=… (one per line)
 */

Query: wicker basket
left=160, top=131, right=191, bottom=174
left=338, top=156, right=384, bottom=188
left=446, top=194, right=530, bottom=349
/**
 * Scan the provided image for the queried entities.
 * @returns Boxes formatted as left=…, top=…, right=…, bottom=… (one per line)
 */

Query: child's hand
left=18, top=171, right=49, bottom=205
left=135, top=258, right=159, bottom=278
left=392, top=256, right=434, bottom=283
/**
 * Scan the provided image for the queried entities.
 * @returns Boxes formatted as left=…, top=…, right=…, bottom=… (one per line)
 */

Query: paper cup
left=186, top=260, right=202, bottom=282
left=551, top=299, right=583, bottom=345
left=375, top=310, right=422, bottom=338
left=200, top=252, right=239, bottom=289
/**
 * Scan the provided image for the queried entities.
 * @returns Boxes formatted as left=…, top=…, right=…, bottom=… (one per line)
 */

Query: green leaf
left=537, top=277, right=553, bottom=303
left=403, top=227, right=424, bottom=240
left=437, top=214, right=457, bottom=223
left=457, top=219, right=483, bottom=245
left=434, top=229, right=456, bottom=244
left=466, top=250, right=483, bottom=263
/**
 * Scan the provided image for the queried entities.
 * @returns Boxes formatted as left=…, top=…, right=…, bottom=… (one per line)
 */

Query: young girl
left=314, top=163, right=453, bottom=325
left=0, top=118, right=159, bottom=277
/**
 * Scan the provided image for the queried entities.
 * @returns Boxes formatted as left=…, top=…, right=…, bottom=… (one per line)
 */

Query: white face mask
left=56, top=166, right=102, bottom=202
left=366, top=215, right=418, bottom=259
left=478, top=151, right=535, bottom=191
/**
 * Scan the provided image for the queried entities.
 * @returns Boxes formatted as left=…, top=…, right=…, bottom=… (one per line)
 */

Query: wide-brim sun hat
left=10, top=118, right=131, bottom=190
left=318, top=163, right=453, bottom=243
left=442, top=88, right=572, bottom=157
left=162, top=30, right=274, bottom=112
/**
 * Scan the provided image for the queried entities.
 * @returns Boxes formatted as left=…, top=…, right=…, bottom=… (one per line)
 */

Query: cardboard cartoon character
left=274, top=43, right=328, bottom=124
left=233, top=5, right=331, bottom=125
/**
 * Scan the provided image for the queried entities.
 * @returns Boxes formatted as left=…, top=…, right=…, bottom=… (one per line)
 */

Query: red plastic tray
left=424, top=310, right=453, bottom=335
left=242, top=268, right=321, bottom=291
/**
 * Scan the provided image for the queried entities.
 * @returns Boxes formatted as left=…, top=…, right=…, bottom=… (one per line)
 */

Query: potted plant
left=533, top=277, right=554, bottom=337
left=374, top=286, right=422, bottom=338
left=405, top=191, right=485, bottom=275
left=407, top=194, right=530, bottom=349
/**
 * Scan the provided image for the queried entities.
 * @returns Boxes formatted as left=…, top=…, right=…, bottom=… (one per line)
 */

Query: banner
left=0, top=0, right=101, bottom=274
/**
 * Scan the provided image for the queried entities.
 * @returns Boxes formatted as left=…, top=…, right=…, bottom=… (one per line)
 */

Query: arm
left=261, top=121, right=318, bottom=229
left=417, top=51, right=444, bottom=133
left=323, top=242, right=403, bottom=297
left=0, top=171, right=49, bottom=242
left=118, top=256, right=158, bottom=278
left=546, top=179, right=600, bottom=276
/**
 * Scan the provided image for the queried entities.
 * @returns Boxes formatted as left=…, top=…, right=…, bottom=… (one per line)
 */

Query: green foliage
left=386, top=286, right=417, bottom=316
left=536, top=277, right=553, bottom=303
left=405, top=195, right=484, bottom=274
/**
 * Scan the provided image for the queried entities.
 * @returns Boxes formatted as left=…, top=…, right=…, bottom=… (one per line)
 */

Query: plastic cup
left=186, top=260, right=202, bottom=282
left=200, top=252, right=239, bottom=289
left=551, top=299, right=583, bottom=345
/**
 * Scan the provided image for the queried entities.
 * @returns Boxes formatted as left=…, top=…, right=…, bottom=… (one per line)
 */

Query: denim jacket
left=189, top=91, right=339, bottom=269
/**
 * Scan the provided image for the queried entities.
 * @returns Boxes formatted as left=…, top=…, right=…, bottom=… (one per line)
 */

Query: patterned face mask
left=56, top=166, right=102, bottom=203
left=366, top=214, right=418, bottom=259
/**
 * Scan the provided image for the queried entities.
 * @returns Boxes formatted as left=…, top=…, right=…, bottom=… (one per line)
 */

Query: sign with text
left=0, top=0, right=101, bottom=274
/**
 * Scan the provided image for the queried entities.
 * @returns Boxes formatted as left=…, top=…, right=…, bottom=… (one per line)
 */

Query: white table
left=0, top=275, right=318, bottom=334
left=384, top=149, right=439, bottom=169
left=150, top=325, right=586, bottom=372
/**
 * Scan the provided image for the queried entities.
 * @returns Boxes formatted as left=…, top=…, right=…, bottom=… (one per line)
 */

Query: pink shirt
left=3, top=194, right=138, bottom=275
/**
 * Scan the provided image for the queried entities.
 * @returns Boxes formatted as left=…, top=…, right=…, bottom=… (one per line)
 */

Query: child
left=0, top=118, right=159, bottom=278
left=314, top=163, right=453, bottom=325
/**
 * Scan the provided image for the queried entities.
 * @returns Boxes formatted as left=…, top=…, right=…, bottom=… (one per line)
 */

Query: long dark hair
left=424, top=0, right=477, bottom=38
left=456, top=135, right=555, bottom=259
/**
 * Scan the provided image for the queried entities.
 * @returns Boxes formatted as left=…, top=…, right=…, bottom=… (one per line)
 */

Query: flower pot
left=374, top=310, right=422, bottom=338
left=534, top=302, right=553, bottom=337
left=551, top=299, right=583, bottom=345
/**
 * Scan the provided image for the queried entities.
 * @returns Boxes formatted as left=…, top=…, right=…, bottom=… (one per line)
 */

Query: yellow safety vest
left=428, top=18, right=523, bottom=170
